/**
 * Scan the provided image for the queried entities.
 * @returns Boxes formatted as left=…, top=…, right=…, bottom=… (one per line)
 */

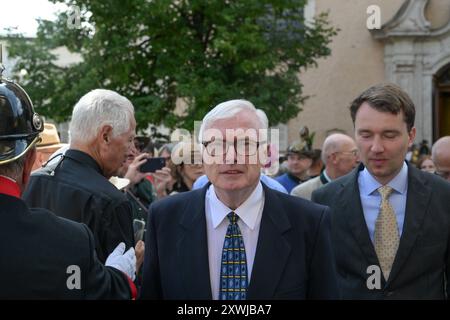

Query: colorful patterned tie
left=374, top=185, right=399, bottom=281
left=219, top=212, right=248, bottom=300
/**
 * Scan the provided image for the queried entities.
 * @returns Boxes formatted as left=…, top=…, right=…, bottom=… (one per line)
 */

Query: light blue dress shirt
left=358, top=162, right=408, bottom=243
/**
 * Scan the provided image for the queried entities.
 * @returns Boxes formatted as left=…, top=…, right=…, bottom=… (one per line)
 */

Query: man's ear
left=330, top=153, right=338, bottom=165
left=99, top=125, right=113, bottom=144
left=22, top=148, right=37, bottom=190
left=408, top=127, right=416, bottom=147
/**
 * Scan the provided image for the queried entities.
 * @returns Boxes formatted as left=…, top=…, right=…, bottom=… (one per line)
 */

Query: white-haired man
left=291, top=133, right=359, bottom=200
left=141, top=99, right=338, bottom=300
left=23, top=89, right=140, bottom=265
left=0, top=78, right=136, bottom=298
left=432, top=136, right=450, bottom=181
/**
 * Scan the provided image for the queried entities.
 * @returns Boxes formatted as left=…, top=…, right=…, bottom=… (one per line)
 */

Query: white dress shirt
left=205, top=182, right=265, bottom=300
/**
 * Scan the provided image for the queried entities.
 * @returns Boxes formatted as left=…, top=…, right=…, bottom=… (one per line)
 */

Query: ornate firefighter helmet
left=0, top=45, right=44, bottom=165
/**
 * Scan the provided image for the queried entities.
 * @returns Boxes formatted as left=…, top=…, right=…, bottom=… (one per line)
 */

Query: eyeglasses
left=435, top=170, right=450, bottom=180
left=336, top=150, right=359, bottom=157
left=202, top=139, right=266, bottom=156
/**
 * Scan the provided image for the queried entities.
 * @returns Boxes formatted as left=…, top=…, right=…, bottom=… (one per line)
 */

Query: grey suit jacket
left=291, top=176, right=324, bottom=200
left=312, top=163, right=450, bottom=299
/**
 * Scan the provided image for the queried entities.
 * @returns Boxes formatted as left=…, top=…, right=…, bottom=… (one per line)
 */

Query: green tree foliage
left=7, top=0, right=337, bottom=131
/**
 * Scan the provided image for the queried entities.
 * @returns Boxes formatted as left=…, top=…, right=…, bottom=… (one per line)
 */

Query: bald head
left=322, top=134, right=356, bottom=162
left=432, top=136, right=450, bottom=181
left=322, top=133, right=359, bottom=179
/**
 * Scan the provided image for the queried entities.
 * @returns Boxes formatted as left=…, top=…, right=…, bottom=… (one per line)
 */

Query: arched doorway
left=433, top=64, right=450, bottom=141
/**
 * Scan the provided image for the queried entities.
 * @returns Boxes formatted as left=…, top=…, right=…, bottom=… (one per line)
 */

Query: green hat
left=287, top=126, right=315, bottom=158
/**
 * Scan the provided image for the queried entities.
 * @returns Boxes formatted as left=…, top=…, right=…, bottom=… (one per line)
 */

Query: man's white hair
left=198, top=99, right=268, bottom=142
left=69, top=89, right=135, bottom=144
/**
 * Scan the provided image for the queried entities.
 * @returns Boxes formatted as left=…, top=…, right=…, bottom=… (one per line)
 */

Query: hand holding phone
left=139, top=157, right=166, bottom=173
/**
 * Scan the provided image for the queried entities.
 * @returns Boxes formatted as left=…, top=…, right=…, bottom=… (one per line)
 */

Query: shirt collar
left=359, top=161, right=408, bottom=196
left=0, top=175, right=21, bottom=198
left=65, top=149, right=103, bottom=175
left=287, top=172, right=308, bottom=183
left=209, top=182, right=264, bottom=230
left=322, top=170, right=332, bottom=183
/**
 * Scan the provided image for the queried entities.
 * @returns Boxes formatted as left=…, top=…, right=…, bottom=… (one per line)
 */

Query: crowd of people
left=1, top=63, right=450, bottom=299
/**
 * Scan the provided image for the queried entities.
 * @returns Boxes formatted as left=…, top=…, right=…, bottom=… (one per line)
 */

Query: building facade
left=288, top=0, right=450, bottom=149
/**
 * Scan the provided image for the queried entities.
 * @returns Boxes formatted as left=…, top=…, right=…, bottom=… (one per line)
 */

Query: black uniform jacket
left=23, top=149, right=135, bottom=263
left=0, top=193, right=133, bottom=299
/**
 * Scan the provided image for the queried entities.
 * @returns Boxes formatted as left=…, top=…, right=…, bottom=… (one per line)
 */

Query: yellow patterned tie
left=374, top=185, right=399, bottom=281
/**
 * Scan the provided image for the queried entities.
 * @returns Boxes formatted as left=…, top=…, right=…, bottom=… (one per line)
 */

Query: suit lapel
left=177, top=185, right=212, bottom=299
left=337, top=166, right=379, bottom=267
left=247, top=184, right=292, bottom=299
left=387, top=165, right=431, bottom=284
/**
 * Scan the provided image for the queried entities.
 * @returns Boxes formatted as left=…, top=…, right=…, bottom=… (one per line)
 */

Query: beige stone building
left=287, top=0, right=450, bottom=150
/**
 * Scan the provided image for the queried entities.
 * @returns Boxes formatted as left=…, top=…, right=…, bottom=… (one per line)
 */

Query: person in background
left=169, top=140, right=204, bottom=193
left=31, top=123, right=67, bottom=171
left=158, top=143, right=177, bottom=193
left=416, top=154, right=436, bottom=174
left=141, top=139, right=157, bottom=157
left=291, top=133, right=359, bottom=200
left=418, top=139, right=431, bottom=156
left=306, top=149, right=324, bottom=178
left=117, top=143, right=171, bottom=235
left=432, top=136, right=450, bottom=181
left=159, top=143, right=174, bottom=165
left=275, top=140, right=314, bottom=193
left=133, top=136, right=150, bottom=154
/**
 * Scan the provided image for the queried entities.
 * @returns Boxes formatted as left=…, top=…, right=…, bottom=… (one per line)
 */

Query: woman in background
left=170, top=140, right=204, bottom=193
left=416, top=154, right=436, bottom=174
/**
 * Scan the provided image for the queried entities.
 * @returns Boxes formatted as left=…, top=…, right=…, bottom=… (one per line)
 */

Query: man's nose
left=370, top=136, right=384, bottom=153
left=129, top=139, right=138, bottom=152
left=225, top=142, right=238, bottom=164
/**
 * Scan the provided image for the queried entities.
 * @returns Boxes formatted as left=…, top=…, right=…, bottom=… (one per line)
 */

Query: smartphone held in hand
left=139, top=157, right=166, bottom=173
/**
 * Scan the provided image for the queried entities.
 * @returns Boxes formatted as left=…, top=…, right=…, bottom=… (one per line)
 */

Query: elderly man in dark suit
left=140, top=99, right=339, bottom=300
left=312, top=83, right=450, bottom=299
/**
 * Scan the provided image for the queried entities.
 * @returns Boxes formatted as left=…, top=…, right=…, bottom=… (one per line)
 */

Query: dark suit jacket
left=312, top=163, right=450, bottom=299
left=0, top=194, right=132, bottom=299
left=140, top=183, right=339, bottom=299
